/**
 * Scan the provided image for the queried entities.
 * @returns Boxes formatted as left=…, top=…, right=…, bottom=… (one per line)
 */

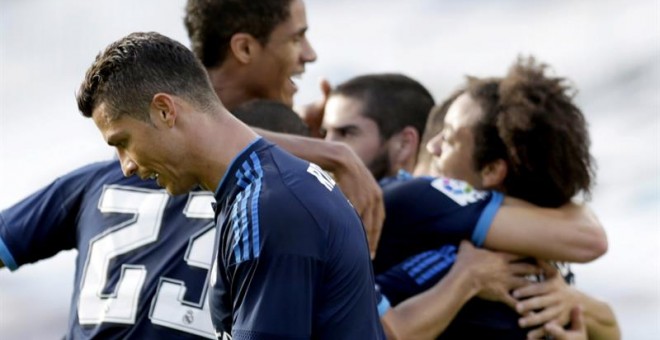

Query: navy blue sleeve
left=0, top=163, right=105, bottom=270
left=376, top=245, right=457, bottom=306
left=373, top=177, right=503, bottom=274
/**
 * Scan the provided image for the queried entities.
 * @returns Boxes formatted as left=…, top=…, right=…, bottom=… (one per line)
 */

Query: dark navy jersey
left=0, top=160, right=217, bottom=339
left=373, top=177, right=573, bottom=339
left=373, top=176, right=503, bottom=274
left=376, top=247, right=534, bottom=339
left=209, top=137, right=384, bottom=340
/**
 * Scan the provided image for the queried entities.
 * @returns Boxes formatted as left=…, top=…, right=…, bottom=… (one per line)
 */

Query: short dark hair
left=185, top=0, right=293, bottom=68
left=467, top=57, right=595, bottom=207
left=331, top=73, right=435, bottom=143
left=76, top=31, right=217, bottom=121
left=232, top=99, right=309, bottom=136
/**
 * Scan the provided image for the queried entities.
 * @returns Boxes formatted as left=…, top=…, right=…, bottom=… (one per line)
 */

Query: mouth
left=288, top=72, right=303, bottom=93
left=140, top=172, right=159, bottom=181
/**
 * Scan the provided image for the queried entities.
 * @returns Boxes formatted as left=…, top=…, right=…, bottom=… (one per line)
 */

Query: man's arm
left=254, top=128, right=385, bottom=258
left=485, top=198, right=608, bottom=263
left=380, top=241, right=538, bottom=339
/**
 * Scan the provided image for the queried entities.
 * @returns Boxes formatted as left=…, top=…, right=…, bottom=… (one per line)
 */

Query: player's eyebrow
left=106, top=132, right=126, bottom=147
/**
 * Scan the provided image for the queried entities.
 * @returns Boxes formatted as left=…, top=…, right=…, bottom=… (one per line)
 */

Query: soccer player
left=0, top=96, right=337, bottom=340
left=320, top=73, right=434, bottom=183
left=1, top=0, right=385, bottom=337
left=184, top=0, right=384, bottom=250
left=76, top=31, right=384, bottom=339
left=375, top=57, right=618, bottom=339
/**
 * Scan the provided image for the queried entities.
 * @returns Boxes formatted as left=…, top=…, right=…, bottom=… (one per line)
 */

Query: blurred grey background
left=1, top=0, right=658, bottom=338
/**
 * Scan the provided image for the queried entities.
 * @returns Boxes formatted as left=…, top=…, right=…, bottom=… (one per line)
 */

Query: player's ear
left=151, top=93, right=177, bottom=128
left=480, top=159, right=507, bottom=188
left=229, top=33, right=260, bottom=65
left=393, top=126, right=420, bottom=165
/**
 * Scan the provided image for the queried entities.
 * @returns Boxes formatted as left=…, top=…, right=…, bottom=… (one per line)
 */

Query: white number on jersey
left=78, top=185, right=216, bottom=338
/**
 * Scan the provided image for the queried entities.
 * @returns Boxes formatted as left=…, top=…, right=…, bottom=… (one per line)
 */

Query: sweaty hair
left=331, top=73, right=435, bottom=143
left=467, top=57, right=594, bottom=207
left=232, top=99, right=310, bottom=136
left=185, top=0, right=292, bottom=68
left=76, top=32, right=218, bottom=122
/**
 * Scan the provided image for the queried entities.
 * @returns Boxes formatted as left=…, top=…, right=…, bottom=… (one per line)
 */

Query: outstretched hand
left=294, top=78, right=332, bottom=138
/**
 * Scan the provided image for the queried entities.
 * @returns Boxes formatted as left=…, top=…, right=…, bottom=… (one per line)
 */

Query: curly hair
left=76, top=32, right=217, bottom=122
left=467, top=57, right=595, bottom=207
left=185, top=0, right=293, bottom=68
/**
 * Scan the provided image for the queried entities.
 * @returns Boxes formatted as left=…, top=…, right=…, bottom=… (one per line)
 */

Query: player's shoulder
left=384, top=176, right=492, bottom=209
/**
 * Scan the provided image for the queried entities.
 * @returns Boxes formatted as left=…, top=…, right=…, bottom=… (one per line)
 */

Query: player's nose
left=117, top=152, right=138, bottom=177
left=301, top=37, right=317, bottom=63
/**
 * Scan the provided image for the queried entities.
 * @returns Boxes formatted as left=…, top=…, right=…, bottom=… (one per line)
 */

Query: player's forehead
left=91, top=103, right=134, bottom=144
left=324, top=95, right=367, bottom=125
left=445, top=93, right=482, bottom=132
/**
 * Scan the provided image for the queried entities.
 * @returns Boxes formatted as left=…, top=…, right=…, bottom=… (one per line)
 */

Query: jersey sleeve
left=374, top=177, right=503, bottom=274
left=0, top=163, right=102, bottom=270
left=375, top=245, right=457, bottom=306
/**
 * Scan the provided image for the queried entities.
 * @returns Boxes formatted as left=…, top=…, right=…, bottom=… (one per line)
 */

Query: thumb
left=319, top=78, right=332, bottom=99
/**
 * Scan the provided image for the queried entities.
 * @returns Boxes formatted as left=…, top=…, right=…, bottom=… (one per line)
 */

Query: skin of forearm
left=485, top=199, right=608, bottom=263
left=572, top=289, right=621, bottom=340
left=254, top=128, right=348, bottom=171
left=384, top=265, right=479, bottom=339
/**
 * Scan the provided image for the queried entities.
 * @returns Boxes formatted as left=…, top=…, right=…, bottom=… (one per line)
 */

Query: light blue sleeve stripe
left=471, top=192, right=504, bottom=247
left=0, top=236, right=18, bottom=271
left=377, top=294, right=392, bottom=317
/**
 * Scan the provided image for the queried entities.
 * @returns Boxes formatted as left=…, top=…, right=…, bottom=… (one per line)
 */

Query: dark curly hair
left=184, top=0, right=293, bottom=68
left=467, top=57, right=595, bottom=207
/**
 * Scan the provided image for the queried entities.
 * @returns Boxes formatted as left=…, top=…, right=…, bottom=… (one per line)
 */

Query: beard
left=367, top=148, right=391, bottom=181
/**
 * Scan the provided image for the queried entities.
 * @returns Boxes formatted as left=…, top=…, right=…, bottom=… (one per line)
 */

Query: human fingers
left=499, top=292, right=519, bottom=310
left=526, top=326, right=548, bottom=339
left=319, top=78, right=332, bottom=98
left=366, top=190, right=385, bottom=259
left=516, top=292, right=559, bottom=315
left=543, top=322, right=569, bottom=340
left=542, top=306, right=587, bottom=340
left=508, top=262, right=541, bottom=276
left=513, top=281, right=553, bottom=300
left=519, top=304, right=562, bottom=328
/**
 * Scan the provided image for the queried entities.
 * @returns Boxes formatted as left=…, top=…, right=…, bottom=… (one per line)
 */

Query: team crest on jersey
left=431, top=177, right=488, bottom=206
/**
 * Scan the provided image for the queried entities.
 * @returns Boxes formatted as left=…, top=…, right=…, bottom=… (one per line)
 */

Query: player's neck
left=193, top=111, right=259, bottom=192
left=207, top=66, right=255, bottom=111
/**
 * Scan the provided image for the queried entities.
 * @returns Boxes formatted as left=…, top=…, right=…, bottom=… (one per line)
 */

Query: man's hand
left=542, top=306, right=588, bottom=340
left=294, top=78, right=331, bottom=138
left=453, top=241, right=538, bottom=309
left=332, top=144, right=384, bottom=258
left=513, top=261, right=577, bottom=338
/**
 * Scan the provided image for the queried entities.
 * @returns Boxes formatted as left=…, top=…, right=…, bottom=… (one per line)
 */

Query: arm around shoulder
left=485, top=198, right=608, bottom=263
